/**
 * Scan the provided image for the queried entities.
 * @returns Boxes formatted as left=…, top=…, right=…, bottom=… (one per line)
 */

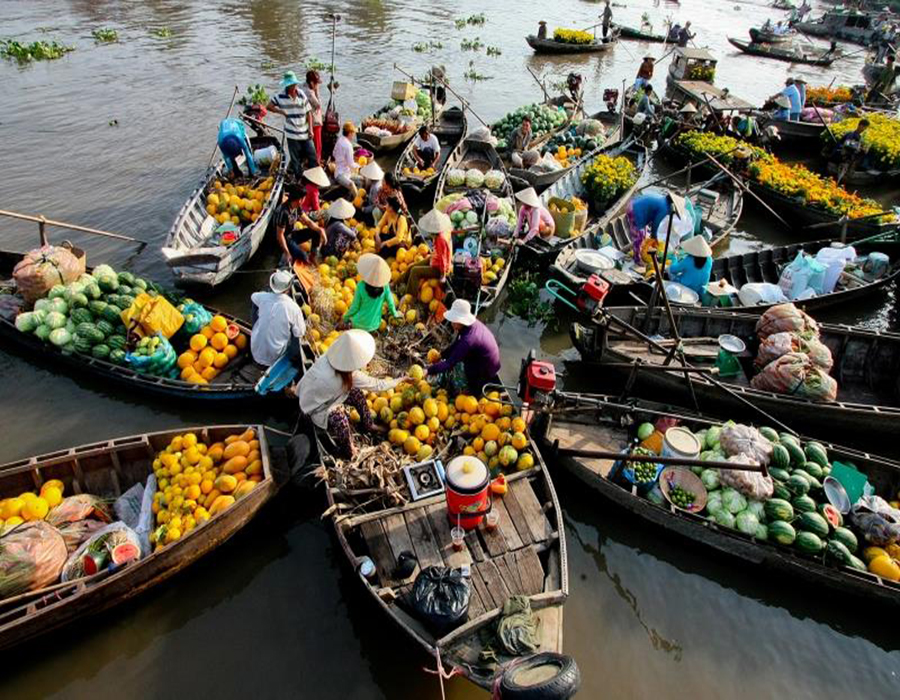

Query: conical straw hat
left=326, top=329, right=376, bottom=372
left=357, top=253, right=392, bottom=286
left=328, top=198, right=356, bottom=220
left=418, top=209, right=452, bottom=234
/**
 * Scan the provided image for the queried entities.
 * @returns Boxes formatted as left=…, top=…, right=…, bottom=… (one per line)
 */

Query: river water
left=2, top=0, right=899, bottom=697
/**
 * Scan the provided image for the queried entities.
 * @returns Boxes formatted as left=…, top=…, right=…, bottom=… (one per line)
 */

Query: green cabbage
left=34, top=324, right=51, bottom=341
left=33, top=298, right=51, bottom=313
left=48, top=298, right=68, bottom=315
left=721, top=488, right=747, bottom=514
left=49, top=328, right=71, bottom=346
left=714, top=510, right=736, bottom=528
left=48, top=284, right=66, bottom=300
left=755, top=524, right=768, bottom=540
left=705, top=426, right=722, bottom=450
left=700, top=469, right=720, bottom=491
left=706, top=491, right=723, bottom=514
left=465, top=169, right=485, bottom=188
left=92, top=264, right=116, bottom=280
left=747, top=501, right=766, bottom=522
left=44, top=311, right=66, bottom=330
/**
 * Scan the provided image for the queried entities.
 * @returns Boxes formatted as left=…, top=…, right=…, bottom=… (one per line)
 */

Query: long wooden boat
left=824, top=160, right=900, bottom=186
left=795, top=10, right=877, bottom=46
left=727, top=37, right=839, bottom=66
left=749, top=26, right=796, bottom=44
left=394, top=106, right=467, bottom=196
left=615, top=24, right=667, bottom=42
left=0, top=251, right=274, bottom=401
left=548, top=171, right=740, bottom=285
left=358, top=89, right=449, bottom=154
left=0, top=424, right=297, bottom=651
left=569, top=305, right=900, bottom=445
left=162, top=134, right=286, bottom=288
left=762, top=115, right=828, bottom=142
left=526, top=31, right=619, bottom=54
left=521, top=137, right=648, bottom=264
left=532, top=394, right=900, bottom=606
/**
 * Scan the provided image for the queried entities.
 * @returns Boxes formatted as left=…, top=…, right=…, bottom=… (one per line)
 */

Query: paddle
left=0, top=209, right=148, bottom=249
left=640, top=145, right=744, bottom=190
left=205, top=86, right=240, bottom=172
left=526, top=65, right=551, bottom=103
left=394, top=63, right=490, bottom=128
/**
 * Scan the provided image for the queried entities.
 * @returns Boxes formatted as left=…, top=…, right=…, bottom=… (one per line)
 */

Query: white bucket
left=662, top=427, right=701, bottom=460
left=253, top=146, right=277, bottom=167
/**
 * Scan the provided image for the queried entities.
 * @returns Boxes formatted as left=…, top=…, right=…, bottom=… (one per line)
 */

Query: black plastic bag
left=409, top=566, right=470, bottom=635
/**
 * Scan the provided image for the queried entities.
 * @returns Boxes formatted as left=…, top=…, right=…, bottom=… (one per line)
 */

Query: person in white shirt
left=331, top=121, right=359, bottom=199
left=250, top=270, right=306, bottom=367
left=292, top=330, right=409, bottom=458
left=412, top=124, right=440, bottom=169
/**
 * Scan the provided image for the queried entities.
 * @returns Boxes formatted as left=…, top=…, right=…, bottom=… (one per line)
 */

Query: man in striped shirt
left=267, top=71, right=317, bottom=178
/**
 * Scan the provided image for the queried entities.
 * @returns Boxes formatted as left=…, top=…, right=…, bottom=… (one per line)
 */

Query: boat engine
left=603, top=88, right=619, bottom=113
left=518, top=350, right=557, bottom=408
left=576, top=274, right=610, bottom=315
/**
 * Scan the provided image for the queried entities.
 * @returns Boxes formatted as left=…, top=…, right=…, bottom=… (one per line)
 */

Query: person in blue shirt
left=626, top=191, right=676, bottom=262
left=217, top=117, right=258, bottom=178
left=780, top=78, right=802, bottom=121
left=668, top=235, right=713, bottom=296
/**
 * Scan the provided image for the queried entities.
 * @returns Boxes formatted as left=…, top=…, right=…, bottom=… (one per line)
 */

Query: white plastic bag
left=738, top=283, right=788, bottom=307
left=778, top=251, right=827, bottom=299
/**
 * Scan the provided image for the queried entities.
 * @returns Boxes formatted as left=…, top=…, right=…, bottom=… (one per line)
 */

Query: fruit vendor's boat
left=569, top=305, right=900, bottom=445
left=0, top=425, right=300, bottom=651
left=394, top=106, right=468, bottom=196
left=525, top=31, right=619, bottom=54
left=727, top=37, right=839, bottom=66
left=665, top=48, right=755, bottom=112
left=0, top=251, right=275, bottom=401
left=162, top=134, right=286, bottom=288
left=531, top=393, right=900, bottom=607
left=303, top=358, right=571, bottom=693
left=521, top=137, right=648, bottom=265
left=615, top=24, right=667, bottom=42
left=358, top=88, right=448, bottom=154
left=546, top=169, right=735, bottom=283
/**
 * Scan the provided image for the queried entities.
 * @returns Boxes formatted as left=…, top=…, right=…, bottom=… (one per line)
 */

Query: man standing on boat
left=537, top=21, right=548, bottom=40
left=676, top=21, right=695, bottom=48
left=602, top=0, right=614, bottom=40
left=217, top=117, right=259, bottom=179
left=777, top=78, right=802, bottom=121
left=250, top=270, right=305, bottom=367
left=267, top=71, right=317, bottom=180
left=867, top=54, right=899, bottom=102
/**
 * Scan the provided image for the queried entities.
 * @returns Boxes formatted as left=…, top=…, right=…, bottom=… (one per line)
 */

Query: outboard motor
left=518, top=350, right=557, bottom=408
left=576, top=274, right=610, bottom=314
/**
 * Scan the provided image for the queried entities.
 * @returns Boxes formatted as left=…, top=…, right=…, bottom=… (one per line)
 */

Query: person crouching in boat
left=667, top=236, right=713, bottom=296
left=412, top=124, right=441, bottom=171
left=294, top=329, right=408, bottom=459
left=320, top=198, right=358, bottom=259
left=250, top=270, right=305, bottom=367
left=374, top=172, right=410, bottom=223
left=514, top=187, right=555, bottom=244
left=300, top=165, right=330, bottom=216
left=217, top=117, right=259, bottom=179
left=341, top=253, right=402, bottom=332
left=358, top=160, right=384, bottom=223
left=375, top=196, right=412, bottom=259
left=405, top=209, right=453, bottom=296
left=626, top=191, right=681, bottom=264
left=275, top=183, right=326, bottom=266
left=831, top=118, right=869, bottom=184
left=426, top=299, right=501, bottom=396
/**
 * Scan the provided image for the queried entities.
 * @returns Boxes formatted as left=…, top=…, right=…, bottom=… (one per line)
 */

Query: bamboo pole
left=0, top=209, right=147, bottom=249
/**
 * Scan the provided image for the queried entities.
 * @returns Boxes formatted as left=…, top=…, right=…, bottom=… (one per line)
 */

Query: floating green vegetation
left=460, top=37, right=484, bottom=51
left=412, top=41, right=443, bottom=52
left=92, top=28, right=118, bottom=43
left=486, top=46, right=502, bottom=56
left=507, top=273, right=554, bottom=325
left=0, top=38, right=75, bottom=62
left=152, top=27, right=172, bottom=38
left=305, top=57, right=328, bottom=71
left=463, top=61, right=491, bottom=82
left=455, top=14, right=487, bottom=29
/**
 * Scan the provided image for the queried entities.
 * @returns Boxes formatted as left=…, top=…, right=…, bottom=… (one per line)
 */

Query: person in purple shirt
left=426, top=299, right=501, bottom=395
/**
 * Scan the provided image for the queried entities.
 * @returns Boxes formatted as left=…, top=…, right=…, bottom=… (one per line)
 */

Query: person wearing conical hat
left=275, top=183, right=326, bottom=266
left=514, top=187, right=555, bottom=244
left=300, top=165, right=330, bottom=215
left=405, top=209, right=453, bottom=296
left=427, top=299, right=501, bottom=395
left=267, top=71, right=317, bottom=179
left=359, top=160, right=385, bottom=223
left=295, top=329, right=407, bottom=459
left=320, top=198, right=359, bottom=259
left=668, top=235, right=713, bottom=296
left=341, top=253, right=402, bottom=332
left=250, top=270, right=306, bottom=367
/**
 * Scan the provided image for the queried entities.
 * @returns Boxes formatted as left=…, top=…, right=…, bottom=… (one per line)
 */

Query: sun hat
left=418, top=209, right=452, bottom=235
left=360, top=161, right=384, bottom=180
left=667, top=192, right=688, bottom=221
left=357, top=253, right=392, bottom=287
left=281, top=71, right=301, bottom=90
left=705, top=278, right=739, bottom=296
left=269, top=269, right=293, bottom=293
left=682, top=236, right=712, bottom=258
left=328, top=198, right=356, bottom=220
left=515, top=187, right=542, bottom=208
left=343, top=120, right=358, bottom=134
left=443, top=299, right=477, bottom=326
left=774, top=94, right=791, bottom=109
left=679, top=102, right=698, bottom=114
left=303, top=166, right=330, bottom=188
left=326, top=329, right=376, bottom=372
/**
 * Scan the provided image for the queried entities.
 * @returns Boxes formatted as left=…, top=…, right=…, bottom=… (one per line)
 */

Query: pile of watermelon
left=13, top=264, right=160, bottom=368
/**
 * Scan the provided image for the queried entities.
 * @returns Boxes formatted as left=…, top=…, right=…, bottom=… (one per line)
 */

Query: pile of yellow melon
left=150, top=428, right=261, bottom=549
left=552, top=145, right=583, bottom=169
left=205, top=177, right=275, bottom=227
left=177, top=315, right=248, bottom=385
left=401, top=165, right=436, bottom=179
left=480, top=255, right=506, bottom=285
left=0, top=480, right=65, bottom=532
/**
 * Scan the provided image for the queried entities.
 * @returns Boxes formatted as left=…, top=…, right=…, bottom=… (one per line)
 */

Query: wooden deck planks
left=500, top=482, right=534, bottom=547
left=491, top=498, right=525, bottom=552
left=360, top=520, right=398, bottom=587
left=510, top=479, right=553, bottom=543
left=403, top=508, right=445, bottom=570
left=425, top=504, right=472, bottom=569
left=547, top=421, right=626, bottom=477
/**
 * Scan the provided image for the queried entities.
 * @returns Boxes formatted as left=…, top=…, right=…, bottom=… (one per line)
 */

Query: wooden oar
left=0, top=209, right=148, bottom=249
left=552, top=445, right=765, bottom=474
left=393, top=63, right=489, bottom=128
left=526, top=66, right=551, bottom=103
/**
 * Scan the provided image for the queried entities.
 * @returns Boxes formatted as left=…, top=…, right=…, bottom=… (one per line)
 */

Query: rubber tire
left=499, top=653, right=581, bottom=700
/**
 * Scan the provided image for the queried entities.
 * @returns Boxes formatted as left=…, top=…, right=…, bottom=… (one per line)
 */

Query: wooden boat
left=727, top=37, right=839, bottom=66
left=394, top=106, right=467, bottom=196
left=569, top=305, right=900, bottom=444
left=358, top=83, right=449, bottom=154
left=615, top=24, right=667, bottom=42
left=520, top=137, right=648, bottom=264
left=548, top=171, right=740, bottom=285
left=762, top=115, right=828, bottom=142
left=796, top=10, right=878, bottom=45
left=162, top=134, right=286, bottom=288
left=749, top=26, right=796, bottom=44
left=824, top=160, right=900, bottom=186
left=0, top=424, right=297, bottom=651
left=0, top=251, right=274, bottom=402
left=532, top=394, right=900, bottom=606
left=308, top=368, right=570, bottom=692
left=526, top=30, right=619, bottom=54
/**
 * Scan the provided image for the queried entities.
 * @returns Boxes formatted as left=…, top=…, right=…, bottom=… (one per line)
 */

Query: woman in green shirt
left=342, top=253, right=402, bottom=332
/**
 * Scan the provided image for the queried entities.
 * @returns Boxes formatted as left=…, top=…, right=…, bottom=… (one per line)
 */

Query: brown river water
left=2, top=0, right=900, bottom=697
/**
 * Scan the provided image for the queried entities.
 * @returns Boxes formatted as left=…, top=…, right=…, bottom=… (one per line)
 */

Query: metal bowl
left=718, top=334, right=746, bottom=354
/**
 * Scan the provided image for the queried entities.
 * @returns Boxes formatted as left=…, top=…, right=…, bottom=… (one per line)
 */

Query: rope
left=422, top=646, right=460, bottom=700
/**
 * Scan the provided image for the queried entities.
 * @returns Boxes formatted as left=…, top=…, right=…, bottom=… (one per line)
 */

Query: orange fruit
left=211, top=332, right=229, bottom=351
left=234, top=334, right=248, bottom=350
left=180, top=366, right=197, bottom=381
left=213, top=352, right=229, bottom=369
left=223, top=344, right=238, bottom=359
left=481, top=423, right=501, bottom=442
left=177, top=351, right=197, bottom=369
left=189, top=334, right=207, bottom=352
left=210, top=315, right=228, bottom=332
left=201, top=326, right=215, bottom=339
left=198, top=347, right=217, bottom=369
left=201, top=366, right=218, bottom=381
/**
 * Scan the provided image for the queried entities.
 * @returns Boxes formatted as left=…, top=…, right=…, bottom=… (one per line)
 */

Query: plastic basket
left=548, top=197, right=576, bottom=239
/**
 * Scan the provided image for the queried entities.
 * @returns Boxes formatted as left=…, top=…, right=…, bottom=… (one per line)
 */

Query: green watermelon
left=831, top=527, right=858, bottom=552
left=117, top=271, right=135, bottom=286
left=107, top=335, right=127, bottom=350
left=85, top=282, right=102, bottom=300
left=96, top=320, right=115, bottom=337
left=805, top=442, right=828, bottom=467
left=119, top=295, right=135, bottom=309
left=819, top=503, right=843, bottom=529
left=771, top=444, right=791, bottom=470
left=101, top=306, right=122, bottom=324
left=75, top=323, right=104, bottom=344
left=773, top=483, right=792, bottom=501
left=89, top=300, right=108, bottom=316
left=784, top=440, right=806, bottom=467
left=795, top=531, right=825, bottom=555
left=118, top=284, right=133, bottom=297
left=72, top=335, right=93, bottom=354
left=792, top=495, right=817, bottom=514
left=798, top=511, right=830, bottom=538
left=91, top=344, right=111, bottom=360
left=97, top=275, right=119, bottom=293
left=69, top=293, right=89, bottom=308
left=787, top=473, right=810, bottom=496
left=133, top=278, right=148, bottom=291
left=109, top=348, right=127, bottom=364
left=768, top=520, right=796, bottom=545
left=764, top=499, right=794, bottom=522
left=769, top=467, right=791, bottom=483
left=846, top=554, right=867, bottom=572
left=802, top=461, right=824, bottom=480
left=826, top=539, right=852, bottom=565
left=759, top=427, right=779, bottom=444
left=70, top=308, right=93, bottom=325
